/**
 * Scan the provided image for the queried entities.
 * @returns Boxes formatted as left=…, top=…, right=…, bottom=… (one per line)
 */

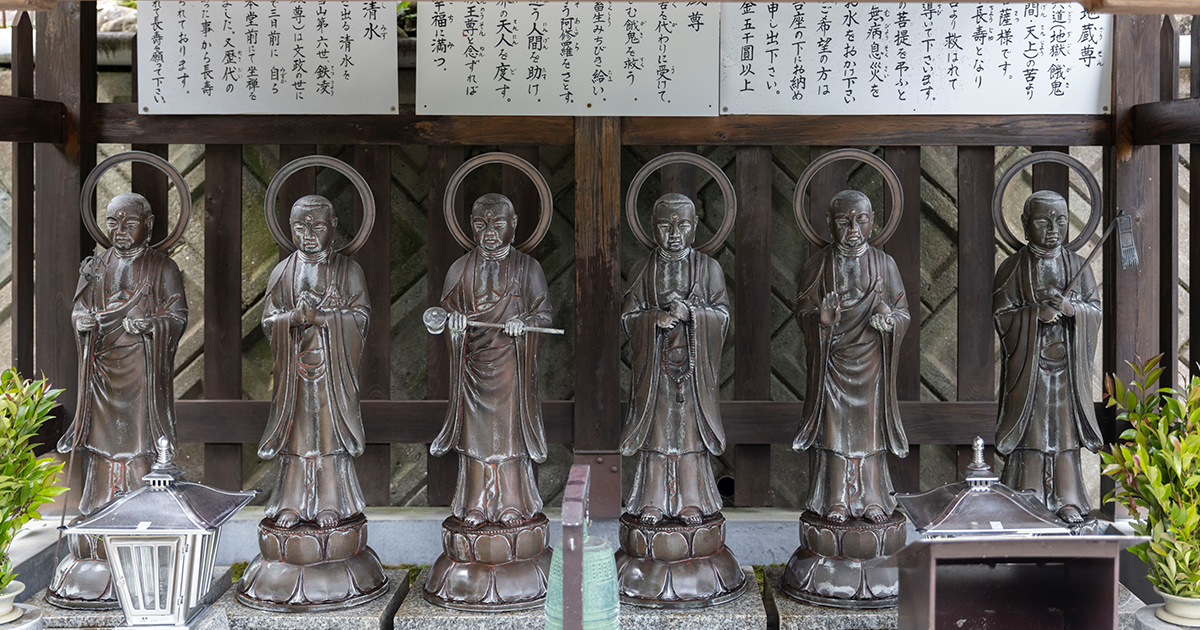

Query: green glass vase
left=544, top=536, right=620, bottom=630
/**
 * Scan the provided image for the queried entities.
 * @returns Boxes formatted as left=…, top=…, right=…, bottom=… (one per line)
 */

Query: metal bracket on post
left=562, top=464, right=591, bottom=630
left=572, top=451, right=622, bottom=519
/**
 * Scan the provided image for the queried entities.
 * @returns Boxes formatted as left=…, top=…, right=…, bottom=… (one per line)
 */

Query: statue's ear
left=330, top=216, right=338, bottom=230
left=145, top=213, right=154, bottom=230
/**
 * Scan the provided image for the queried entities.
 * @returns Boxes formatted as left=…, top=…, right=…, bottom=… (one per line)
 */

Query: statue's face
left=829, top=198, right=872, bottom=248
left=105, top=197, right=153, bottom=252
left=471, top=203, right=517, bottom=254
left=1023, top=197, right=1068, bottom=250
left=290, top=203, right=337, bottom=255
left=652, top=202, right=696, bottom=253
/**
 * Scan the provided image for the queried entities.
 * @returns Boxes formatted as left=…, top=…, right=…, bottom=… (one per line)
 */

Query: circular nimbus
left=625, top=152, right=736, bottom=255
left=991, top=151, right=1102, bottom=252
left=442, top=152, right=553, bottom=253
left=792, top=148, right=904, bottom=248
left=264, top=155, right=376, bottom=256
left=80, top=151, right=192, bottom=251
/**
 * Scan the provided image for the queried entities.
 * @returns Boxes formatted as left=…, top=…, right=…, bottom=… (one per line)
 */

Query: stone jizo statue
left=237, top=156, right=387, bottom=612
left=51, top=154, right=192, bottom=611
left=994, top=190, right=1102, bottom=526
left=793, top=189, right=910, bottom=525
left=431, top=192, right=552, bottom=529
left=621, top=193, right=728, bottom=528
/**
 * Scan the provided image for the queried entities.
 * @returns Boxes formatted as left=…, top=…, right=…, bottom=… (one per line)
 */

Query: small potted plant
left=1102, top=355, right=1200, bottom=626
left=0, top=369, right=67, bottom=624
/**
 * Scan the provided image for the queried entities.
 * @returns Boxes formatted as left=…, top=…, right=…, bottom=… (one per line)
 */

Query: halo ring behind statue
left=443, top=152, right=553, bottom=253
left=80, top=151, right=192, bottom=251
left=792, top=148, right=904, bottom=248
left=265, top=155, right=375, bottom=256
left=991, top=151, right=1102, bottom=253
left=625, top=152, right=736, bottom=256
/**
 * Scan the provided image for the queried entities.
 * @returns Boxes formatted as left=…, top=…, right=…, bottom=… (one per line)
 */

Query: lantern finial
left=145, top=436, right=182, bottom=488
left=965, top=436, right=998, bottom=491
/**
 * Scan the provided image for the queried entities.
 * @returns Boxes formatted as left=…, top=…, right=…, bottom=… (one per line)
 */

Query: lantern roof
left=68, top=438, right=257, bottom=536
left=894, top=437, right=1070, bottom=537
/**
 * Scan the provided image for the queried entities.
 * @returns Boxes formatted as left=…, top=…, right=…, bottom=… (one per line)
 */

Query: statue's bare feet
left=315, top=510, right=340, bottom=529
left=274, top=509, right=300, bottom=529
left=680, top=507, right=704, bottom=527
left=638, top=507, right=664, bottom=526
left=824, top=505, right=849, bottom=524
left=1058, top=505, right=1085, bottom=525
left=499, top=510, right=522, bottom=528
left=462, top=510, right=486, bottom=528
left=863, top=505, right=889, bottom=524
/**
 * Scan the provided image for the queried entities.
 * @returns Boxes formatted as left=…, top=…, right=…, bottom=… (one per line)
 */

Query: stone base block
left=236, top=515, right=389, bottom=612
left=45, top=533, right=118, bottom=610
left=398, top=567, right=767, bottom=630
left=777, top=511, right=905, bottom=609
left=218, top=569, right=407, bottom=630
left=614, top=513, right=747, bottom=608
left=422, top=514, right=552, bottom=611
left=25, top=566, right=232, bottom=628
left=769, top=567, right=1145, bottom=630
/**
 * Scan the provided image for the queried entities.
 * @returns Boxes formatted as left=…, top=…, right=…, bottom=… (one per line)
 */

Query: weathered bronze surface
left=50, top=152, right=191, bottom=610
left=236, top=156, right=387, bottom=612
left=614, top=153, right=745, bottom=608
left=780, top=148, right=909, bottom=609
left=423, top=153, right=556, bottom=611
left=990, top=152, right=1105, bottom=528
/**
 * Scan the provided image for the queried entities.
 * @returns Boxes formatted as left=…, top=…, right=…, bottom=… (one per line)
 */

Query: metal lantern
left=66, top=438, right=256, bottom=629
left=894, top=436, right=1070, bottom=537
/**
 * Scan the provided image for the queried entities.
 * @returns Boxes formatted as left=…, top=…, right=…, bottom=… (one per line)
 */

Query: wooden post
left=11, top=12, right=33, bottom=376
left=34, top=1, right=97, bottom=421
left=1103, top=15, right=1161, bottom=519
left=502, top=146, right=540, bottom=246
left=883, top=146, right=922, bottom=493
left=353, top=146, right=392, bottom=506
left=956, top=146, right=997, bottom=479
left=1191, top=17, right=1200, bottom=376
left=1032, top=146, right=1070, bottom=197
left=573, top=117, right=622, bottom=518
left=733, top=146, right=772, bottom=507
left=1158, top=16, right=1179, bottom=388
left=425, top=145, right=465, bottom=506
left=203, top=144, right=244, bottom=491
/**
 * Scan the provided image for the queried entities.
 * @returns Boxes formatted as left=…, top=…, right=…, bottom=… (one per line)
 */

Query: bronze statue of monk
left=431, top=192, right=552, bottom=528
left=793, top=190, right=910, bottom=525
left=994, top=190, right=1102, bottom=525
left=621, top=193, right=728, bottom=527
left=237, top=193, right=386, bottom=611
left=51, top=193, right=188, bottom=608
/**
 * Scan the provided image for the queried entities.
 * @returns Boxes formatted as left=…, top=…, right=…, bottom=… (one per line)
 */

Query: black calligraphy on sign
left=722, top=2, right=1110, bottom=116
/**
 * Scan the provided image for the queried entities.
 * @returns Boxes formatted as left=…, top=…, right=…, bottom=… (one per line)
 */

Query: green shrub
left=1102, top=355, right=1200, bottom=597
left=0, top=369, right=68, bottom=592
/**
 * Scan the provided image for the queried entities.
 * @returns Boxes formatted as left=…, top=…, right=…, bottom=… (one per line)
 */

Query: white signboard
left=720, top=2, right=1112, bottom=115
left=417, top=2, right=721, bottom=116
left=138, top=1, right=399, bottom=115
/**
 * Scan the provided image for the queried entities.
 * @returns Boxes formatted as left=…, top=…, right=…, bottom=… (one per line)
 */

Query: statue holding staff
left=422, top=152, right=557, bottom=611
left=50, top=152, right=191, bottom=610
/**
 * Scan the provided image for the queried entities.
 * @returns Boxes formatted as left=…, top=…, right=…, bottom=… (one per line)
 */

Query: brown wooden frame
left=2, top=6, right=1187, bottom=515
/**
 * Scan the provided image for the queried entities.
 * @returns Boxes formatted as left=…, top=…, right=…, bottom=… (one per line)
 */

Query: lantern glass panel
left=109, top=535, right=181, bottom=624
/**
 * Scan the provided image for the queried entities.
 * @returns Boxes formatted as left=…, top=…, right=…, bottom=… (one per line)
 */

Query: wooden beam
left=1131, top=98, right=1200, bottom=145
left=573, top=117, right=623, bottom=518
left=623, top=115, right=1111, bottom=147
left=11, top=12, right=34, bottom=377
left=0, top=95, right=66, bottom=143
left=733, top=146, right=772, bottom=507
left=202, top=144, right=244, bottom=491
left=84, top=103, right=574, bottom=146
left=171, top=399, right=1041, bottom=447
left=1159, top=16, right=1180, bottom=388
